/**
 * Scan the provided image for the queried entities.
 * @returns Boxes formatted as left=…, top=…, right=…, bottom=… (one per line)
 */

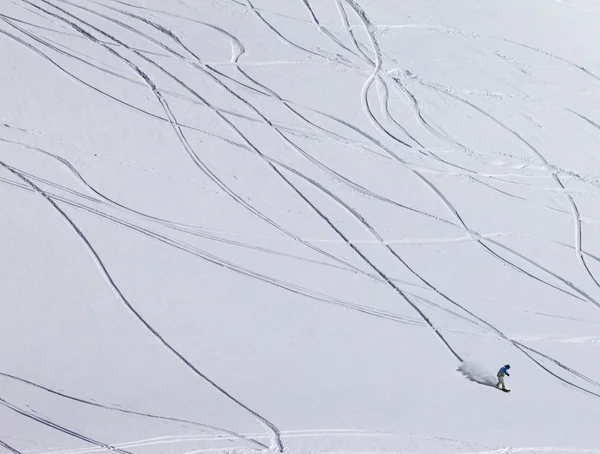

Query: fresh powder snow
left=2, top=1, right=600, bottom=453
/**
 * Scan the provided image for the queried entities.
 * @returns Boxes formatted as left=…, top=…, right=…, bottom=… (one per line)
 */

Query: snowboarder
left=496, top=364, right=510, bottom=391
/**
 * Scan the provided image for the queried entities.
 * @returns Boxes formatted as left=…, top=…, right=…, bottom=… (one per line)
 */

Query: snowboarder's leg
left=499, top=375, right=506, bottom=390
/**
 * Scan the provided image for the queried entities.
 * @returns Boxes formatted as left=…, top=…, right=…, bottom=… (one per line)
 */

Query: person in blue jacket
left=496, top=364, right=510, bottom=390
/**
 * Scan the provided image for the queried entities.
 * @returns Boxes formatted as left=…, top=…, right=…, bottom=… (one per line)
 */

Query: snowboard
left=501, top=388, right=511, bottom=393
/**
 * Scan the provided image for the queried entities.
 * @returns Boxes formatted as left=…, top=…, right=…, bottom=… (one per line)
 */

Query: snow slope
left=2, top=0, right=600, bottom=452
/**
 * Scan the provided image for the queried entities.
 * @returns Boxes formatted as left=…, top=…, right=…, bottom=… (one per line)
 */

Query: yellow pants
left=497, top=374, right=506, bottom=388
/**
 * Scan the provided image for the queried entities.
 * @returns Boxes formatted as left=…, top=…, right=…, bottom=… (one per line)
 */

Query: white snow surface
left=2, top=0, right=600, bottom=453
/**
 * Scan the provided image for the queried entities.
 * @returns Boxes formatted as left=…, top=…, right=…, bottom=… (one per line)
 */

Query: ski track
left=320, top=0, right=598, bottom=374
left=231, top=0, right=600, bottom=396
left=0, top=172, right=428, bottom=332
left=0, top=135, right=369, bottom=278
left=42, top=0, right=488, bottom=361
left=42, top=0, right=369, bottom=280
left=3, top=0, right=600, bottom=451
left=36, top=428, right=494, bottom=454
left=0, top=371, right=269, bottom=450
left=0, top=396, right=134, bottom=454
left=0, top=156, right=284, bottom=452
left=242, top=0, right=596, bottom=395
left=325, top=0, right=590, bottom=313
left=408, top=75, right=600, bottom=309
left=0, top=439, right=22, bottom=454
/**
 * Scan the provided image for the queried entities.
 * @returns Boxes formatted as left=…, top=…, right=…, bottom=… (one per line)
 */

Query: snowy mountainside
left=2, top=0, right=600, bottom=453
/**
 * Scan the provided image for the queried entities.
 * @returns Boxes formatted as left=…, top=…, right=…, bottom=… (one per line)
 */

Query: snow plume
left=457, top=362, right=497, bottom=387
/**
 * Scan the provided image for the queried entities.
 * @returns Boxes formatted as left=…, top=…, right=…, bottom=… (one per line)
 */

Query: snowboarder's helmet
left=505, top=364, right=511, bottom=369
